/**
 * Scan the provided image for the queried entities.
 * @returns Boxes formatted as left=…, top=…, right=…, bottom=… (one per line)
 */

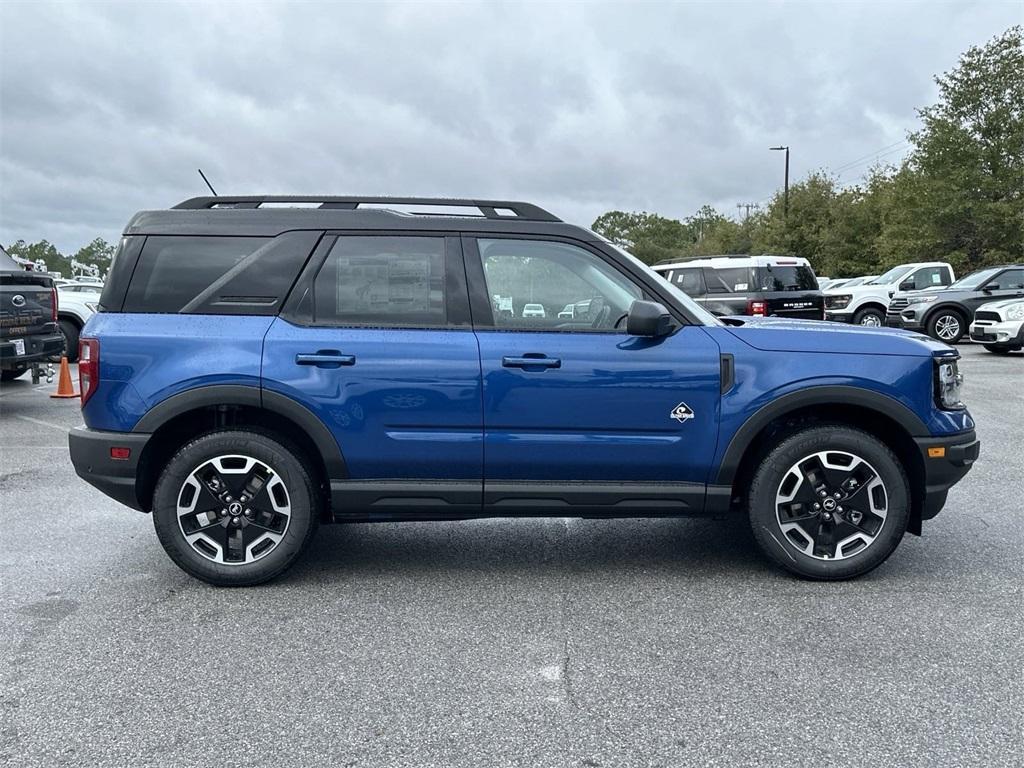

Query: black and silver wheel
left=59, top=318, right=81, bottom=362
left=749, top=425, right=909, bottom=580
left=152, top=430, right=319, bottom=586
left=853, top=307, right=884, bottom=327
left=927, top=310, right=965, bottom=344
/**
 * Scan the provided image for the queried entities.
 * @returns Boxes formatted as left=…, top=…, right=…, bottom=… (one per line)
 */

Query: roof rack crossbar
left=172, top=196, right=561, bottom=222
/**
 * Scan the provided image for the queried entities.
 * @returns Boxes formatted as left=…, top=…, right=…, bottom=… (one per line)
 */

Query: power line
left=832, top=140, right=910, bottom=175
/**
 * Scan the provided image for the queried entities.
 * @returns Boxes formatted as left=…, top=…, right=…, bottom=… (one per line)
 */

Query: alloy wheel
left=176, top=454, right=291, bottom=565
left=775, top=450, right=888, bottom=560
left=858, top=314, right=882, bottom=327
left=934, top=314, right=961, bottom=341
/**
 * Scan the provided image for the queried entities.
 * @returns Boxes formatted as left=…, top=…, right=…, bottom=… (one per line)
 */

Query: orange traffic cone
left=51, top=356, right=78, bottom=399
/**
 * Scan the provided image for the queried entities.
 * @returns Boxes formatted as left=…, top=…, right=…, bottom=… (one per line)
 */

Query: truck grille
left=888, top=297, right=910, bottom=311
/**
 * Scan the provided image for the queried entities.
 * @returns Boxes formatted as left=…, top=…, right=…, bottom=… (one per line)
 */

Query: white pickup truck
left=824, top=262, right=955, bottom=326
left=56, top=283, right=101, bottom=361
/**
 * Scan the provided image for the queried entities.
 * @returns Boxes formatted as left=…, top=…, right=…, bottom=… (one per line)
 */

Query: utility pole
left=736, top=202, right=760, bottom=221
left=769, top=146, right=790, bottom=219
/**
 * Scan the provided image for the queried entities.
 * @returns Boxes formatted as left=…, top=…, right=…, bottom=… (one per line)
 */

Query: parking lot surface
left=1, top=345, right=1021, bottom=768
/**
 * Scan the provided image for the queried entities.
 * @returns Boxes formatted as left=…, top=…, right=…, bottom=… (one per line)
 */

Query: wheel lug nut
left=833, top=492, right=841, bottom=499
left=819, top=490, right=827, bottom=497
left=813, top=503, right=821, bottom=510
left=225, top=495, right=233, bottom=502
left=823, top=512, right=832, bottom=520
left=244, top=509, right=253, bottom=518
left=837, top=506, right=844, bottom=513
left=232, top=516, right=241, bottom=525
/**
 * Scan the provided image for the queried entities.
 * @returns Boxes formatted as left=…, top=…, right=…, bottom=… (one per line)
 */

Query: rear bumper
left=0, top=332, right=64, bottom=367
left=68, top=426, right=151, bottom=512
left=914, top=430, right=980, bottom=521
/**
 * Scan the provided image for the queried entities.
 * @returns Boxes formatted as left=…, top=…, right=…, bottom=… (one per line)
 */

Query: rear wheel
left=927, top=309, right=965, bottom=344
left=59, top=318, right=80, bottom=362
left=1, top=366, right=28, bottom=382
left=152, top=429, right=319, bottom=586
left=748, top=425, right=910, bottom=580
left=852, top=307, right=884, bottom=327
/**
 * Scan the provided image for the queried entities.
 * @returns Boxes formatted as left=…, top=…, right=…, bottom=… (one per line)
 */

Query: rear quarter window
left=703, top=267, right=754, bottom=294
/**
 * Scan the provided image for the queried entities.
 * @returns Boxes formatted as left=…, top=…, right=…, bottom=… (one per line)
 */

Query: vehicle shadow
left=286, top=514, right=773, bottom=583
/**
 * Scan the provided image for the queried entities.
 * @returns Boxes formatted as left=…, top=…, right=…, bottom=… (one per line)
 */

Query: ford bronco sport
left=68, top=197, right=979, bottom=586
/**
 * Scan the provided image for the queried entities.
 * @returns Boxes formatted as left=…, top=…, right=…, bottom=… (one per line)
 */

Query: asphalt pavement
left=1, top=345, right=1021, bottom=767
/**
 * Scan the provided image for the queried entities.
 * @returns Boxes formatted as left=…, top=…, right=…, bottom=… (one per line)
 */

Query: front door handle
left=502, top=354, right=561, bottom=370
left=295, top=350, right=356, bottom=368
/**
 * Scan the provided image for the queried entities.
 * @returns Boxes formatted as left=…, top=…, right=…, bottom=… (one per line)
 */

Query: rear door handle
left=295, top=351, right=356, bottom=367
left=502, top=354, right=561, bottom=369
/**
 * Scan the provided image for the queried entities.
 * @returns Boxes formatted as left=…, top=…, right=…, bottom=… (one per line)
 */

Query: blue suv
left=68, top=196, right=979, bottom=585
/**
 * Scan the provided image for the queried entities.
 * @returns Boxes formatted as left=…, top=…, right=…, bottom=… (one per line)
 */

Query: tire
left=852, top=307, right=884, bottom=327
left=983, top=345, right=1013, bottom=354
left=59, top=318, right=80, bottom=362
left=748, top=425, right=910, bottom=580
left=1, top=366, right=28, bottom=382
left=152, top=429, right=320, bottom=586
left=926, top=309, right=965, bottom=344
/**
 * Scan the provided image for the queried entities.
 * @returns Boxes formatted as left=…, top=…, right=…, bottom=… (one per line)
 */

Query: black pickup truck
left=0, top=246, right=64, bottom=382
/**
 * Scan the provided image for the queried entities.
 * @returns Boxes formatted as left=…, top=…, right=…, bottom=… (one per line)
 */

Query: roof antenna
left=197, top=168, right=218, bottom=196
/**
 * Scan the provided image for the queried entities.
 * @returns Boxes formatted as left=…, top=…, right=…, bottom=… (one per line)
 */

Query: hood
left=721, top=316, right=951, bottom=356
left=977, top=297, right=1024, bottom=311
left=892, top=286, right=948, bottom=298
left=824, top=282, right=892, bottom=296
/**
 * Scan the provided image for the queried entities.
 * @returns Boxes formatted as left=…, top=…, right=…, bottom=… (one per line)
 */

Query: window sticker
left=734, top=282, right=748, bottom=291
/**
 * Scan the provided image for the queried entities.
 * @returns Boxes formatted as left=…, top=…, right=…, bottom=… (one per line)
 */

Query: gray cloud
left=1, top=0, right=1019, bottom=252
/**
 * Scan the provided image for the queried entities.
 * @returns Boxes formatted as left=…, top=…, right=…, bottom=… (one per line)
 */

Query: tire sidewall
left=748, top=426, right=910, bottom=580
left=854, top=307, right=884, bottom=326
left=59, top=318, right=80, bottom=362
left=152, top=430, right=318, bottom=586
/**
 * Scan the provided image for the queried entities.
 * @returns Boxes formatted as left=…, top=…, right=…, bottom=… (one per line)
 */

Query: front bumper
left=0, top=332, right=64, bottom=367
left=824, top=311, right=854, bottom=323
left=885, top=313, right=925, bottom=331
left=914, top=430, right=980, bottom=522
left=970, top=318, right=1024, bottom=347
left=68, top=426, right=152, bottom=511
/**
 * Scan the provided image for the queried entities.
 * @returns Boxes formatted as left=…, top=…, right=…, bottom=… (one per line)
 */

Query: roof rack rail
left=172, top=196, right=562, bottom=222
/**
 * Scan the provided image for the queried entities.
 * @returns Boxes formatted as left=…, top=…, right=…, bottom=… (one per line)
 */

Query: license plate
left=13, top=338, right=26, bottom=356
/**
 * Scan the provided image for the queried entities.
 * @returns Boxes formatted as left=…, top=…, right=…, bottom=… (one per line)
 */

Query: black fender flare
left=715, top=385, right=929, bottom=486
left=133, top=384, right=348, bottom=479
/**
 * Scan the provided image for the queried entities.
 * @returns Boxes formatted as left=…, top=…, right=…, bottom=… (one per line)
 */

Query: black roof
left=125, top=196, right=598, bottom=240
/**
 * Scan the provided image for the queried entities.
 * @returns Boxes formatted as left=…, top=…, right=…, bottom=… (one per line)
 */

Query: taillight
left=51, top=285, right=58, bottom=322
left=747, top=300, right=767, bottom=317
left=79, top=338, right=99, bottom=406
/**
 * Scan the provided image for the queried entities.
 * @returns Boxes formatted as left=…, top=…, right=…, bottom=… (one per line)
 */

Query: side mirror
left=899, top=279, right=915, bottom=291
left=981, top=284, right=995, bottom=294
left=626, top=300, right=673, bottom=337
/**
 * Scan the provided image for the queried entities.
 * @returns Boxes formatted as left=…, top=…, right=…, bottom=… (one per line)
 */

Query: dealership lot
left=0, top=346, right=1020, bottom=767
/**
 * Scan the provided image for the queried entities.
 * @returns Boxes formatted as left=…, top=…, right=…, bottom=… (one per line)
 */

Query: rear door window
left=312, top=236, right=447, bottom=327
left=703, top=267, right=753, bottom=294
left=672, top=267, right=707, bottom=297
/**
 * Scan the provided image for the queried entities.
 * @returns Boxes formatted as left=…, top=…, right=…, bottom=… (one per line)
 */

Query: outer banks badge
left=670, top=402, right=695, bottom=423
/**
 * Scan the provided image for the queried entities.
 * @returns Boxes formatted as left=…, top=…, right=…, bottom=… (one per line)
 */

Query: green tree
left=73, top=237, right=115, bottom=272
left=886, top=26, right=1024, bottom=271
left=4, top=239, right=69, bottom=275
left=591, top=210, right=692, bottom=264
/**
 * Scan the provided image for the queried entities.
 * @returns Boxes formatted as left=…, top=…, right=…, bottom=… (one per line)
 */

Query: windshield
left=0, top=246, right=18, bottom=271
left=948, top=267, right=1000, bottom=290
left=870, top=266, right=913, bottom=285
left=607, top=243, right=723, bottom=326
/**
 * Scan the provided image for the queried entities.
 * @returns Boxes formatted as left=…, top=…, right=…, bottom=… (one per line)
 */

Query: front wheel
left=852, top=307, right=884, bottom=327
left=927, top=310, right=965, bottom=344
left=983, top=344, right=1014, bottom=354
left=748, top=425, right=910, bottom=580
left=152, top=429, right=319, bottom=586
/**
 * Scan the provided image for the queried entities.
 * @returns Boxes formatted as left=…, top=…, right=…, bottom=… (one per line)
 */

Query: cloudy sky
left=1, top=1, right=1019, bottom=253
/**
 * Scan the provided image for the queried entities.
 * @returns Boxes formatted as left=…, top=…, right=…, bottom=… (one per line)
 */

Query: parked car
left=56, top=283, right=101, bottom=362
left=886, top=265, right=1024, bottom=343
left=825, top=264, right=954, bottom=326
left=0, top=245, right=63, bottom=381
left=969, top=298, right=1024, bottom=354
left=522, top=303, right=546, bottom=318
left=69, top=196, right=978, bottom=586
left=652, top=255, right=824, bottom=319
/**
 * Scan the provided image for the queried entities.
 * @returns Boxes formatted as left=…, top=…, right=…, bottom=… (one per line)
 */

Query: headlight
left=826, top=294, right=852, bottom=310
left=906, top=295, right=938, bottom=305
left=1005, top=302, right=1024, bottom=321
left=934, top=358, right=965, bottom=410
